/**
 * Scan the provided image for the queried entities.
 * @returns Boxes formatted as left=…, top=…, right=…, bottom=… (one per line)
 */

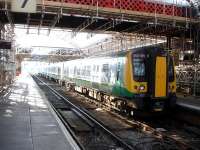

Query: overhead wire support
left=87, top=5, right=125, bottom=39
left=87, top=17, right=122, bottom=39
left=48, top=0, right=63, bottom=35
left=4, top=0, right=14, bottom=29
left=71, top=0, right=100, bottom=38
left=26, top=13, right=30, bottom=34
left=172, top=0, right=177, bottom=27
left=71, top=17, right=95, bottom=38
left=38, top=3, right=45, bottom=35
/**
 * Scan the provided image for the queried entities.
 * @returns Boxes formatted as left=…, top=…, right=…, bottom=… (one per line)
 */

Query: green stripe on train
left=64, top=77, right=135, bottom=98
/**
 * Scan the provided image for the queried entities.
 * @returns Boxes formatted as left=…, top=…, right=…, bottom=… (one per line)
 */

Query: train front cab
left=127, top=47, right=176, bottom=112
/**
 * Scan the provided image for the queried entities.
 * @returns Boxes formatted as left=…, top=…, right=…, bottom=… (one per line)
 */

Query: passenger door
left=154, top=56, right=167, bottom=97
left=113, top=59, right=123, bottom=97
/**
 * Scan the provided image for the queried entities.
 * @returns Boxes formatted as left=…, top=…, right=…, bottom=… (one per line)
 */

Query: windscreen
left=132, top=53, right=146, bottom=81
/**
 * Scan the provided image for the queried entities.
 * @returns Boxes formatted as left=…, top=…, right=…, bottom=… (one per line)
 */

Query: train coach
left=39, top=46, right=176, bottom=113
left=40, top=62, right=63, bottom=82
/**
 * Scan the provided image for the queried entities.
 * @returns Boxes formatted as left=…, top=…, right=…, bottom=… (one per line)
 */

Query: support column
left=192, top=23, right=200, bottom=96
left=166, top=36, right=172, bottom=49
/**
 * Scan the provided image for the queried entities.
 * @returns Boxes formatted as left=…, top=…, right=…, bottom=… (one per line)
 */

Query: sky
left=14, top=25, right=110, bottom=55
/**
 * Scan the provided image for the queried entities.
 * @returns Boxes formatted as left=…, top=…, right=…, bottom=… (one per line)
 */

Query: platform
left=0, top=73, right=78, bottom=150
left=177, top=95, right=200, bottom=112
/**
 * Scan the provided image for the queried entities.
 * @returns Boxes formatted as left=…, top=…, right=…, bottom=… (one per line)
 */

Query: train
left=39, top=46, right=176, bottom=114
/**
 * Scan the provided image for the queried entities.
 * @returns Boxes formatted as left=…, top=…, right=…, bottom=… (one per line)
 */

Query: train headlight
left=169, top=85, right=174, bottom=91
left=139, top=85, right=145, bottom=90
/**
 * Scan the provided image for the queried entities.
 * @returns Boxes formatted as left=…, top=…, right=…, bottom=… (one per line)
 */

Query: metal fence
left=176, top=65, right=200, bottom=96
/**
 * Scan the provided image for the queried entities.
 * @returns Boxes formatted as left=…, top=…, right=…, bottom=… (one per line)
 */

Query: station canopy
left=14, top=25, right=111, bottom=55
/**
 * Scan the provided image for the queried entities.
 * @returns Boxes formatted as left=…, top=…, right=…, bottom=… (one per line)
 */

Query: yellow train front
left=120, top=47, right=176, bottom=112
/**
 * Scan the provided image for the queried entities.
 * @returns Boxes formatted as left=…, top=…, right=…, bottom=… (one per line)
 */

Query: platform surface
left=177, top=95, right=200, bottom=112
left=0, top=73, right=75, bottom=150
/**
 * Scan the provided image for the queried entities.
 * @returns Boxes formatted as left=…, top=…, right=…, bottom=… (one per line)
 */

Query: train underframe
left=40, top=74, right=176, bottom=115
left=62, top=80, right=177, bottom=115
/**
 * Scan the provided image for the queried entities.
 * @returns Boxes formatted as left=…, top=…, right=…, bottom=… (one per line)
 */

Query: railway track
left=64, top=91, right=200, bottom=150
left=33, top=75, right=200, bottom=150
left=33, top=75, right=133, bottom=150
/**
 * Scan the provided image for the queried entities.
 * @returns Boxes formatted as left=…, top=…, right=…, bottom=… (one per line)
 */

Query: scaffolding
left=82, top=33, right=167, bottom=56
left=175, top=35, right=200, bottom=96
left=83, top=31, right=200, bottom=96
left=176, top=64, right=200, bottom=96
left=0, top=23, right=15, bottom=91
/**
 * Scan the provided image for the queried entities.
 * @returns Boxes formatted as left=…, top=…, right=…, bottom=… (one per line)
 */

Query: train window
left=65, top=67, right=69, bottom=76
left=74, top=67, right=77, bottom=76
left=81, top=67, right=84, bottom=76
left=116, top=63, right=120, bottom=81
left=77, top=68, right=80, bottom=76
left=86, top=66, right=91, bottom=76
left=102, top=64, right=109, bottom=72
left=83, top=66, right=87, bottom=76
left=132, top=54, right=146, bottom=81
left=169, top=57, right=174, bottom=82
left=102, top=64, right=111, bottom=83
left=97, top=66, right=99, bottom=72
left=58, top=68, right=61, bottom=75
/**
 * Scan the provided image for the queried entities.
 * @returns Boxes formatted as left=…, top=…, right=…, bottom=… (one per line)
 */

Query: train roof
left=60, top=46, right=166, bottom=63
left=107, top=46, right=165, bottom=57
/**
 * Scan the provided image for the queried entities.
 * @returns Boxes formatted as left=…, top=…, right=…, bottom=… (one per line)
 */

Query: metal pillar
left=167, top=36, right=172, bottom=49
left=193, top=23, right=200, bottom=96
